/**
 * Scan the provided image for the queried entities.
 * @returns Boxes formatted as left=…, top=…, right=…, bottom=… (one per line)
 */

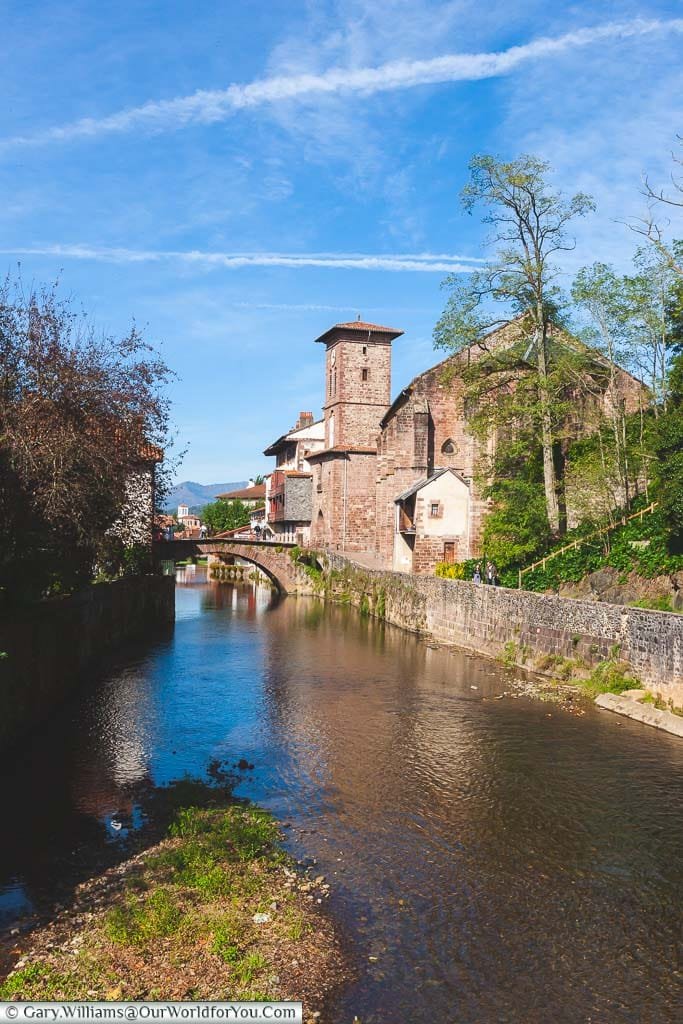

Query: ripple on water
left=1, top=574, right=681, bottom=1023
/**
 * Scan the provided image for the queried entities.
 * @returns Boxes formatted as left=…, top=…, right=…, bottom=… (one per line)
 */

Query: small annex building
left=393, top=468, right=471, bottom=572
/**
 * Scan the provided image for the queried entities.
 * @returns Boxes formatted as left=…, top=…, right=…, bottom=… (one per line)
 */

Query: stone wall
left=324, top=553, right=683, bottom=704
left=0, top=575, right=175, bottom=752
left=310, top=452, right=378, bottom=552
left=109, top=464, right=155, bottom=547
left=284, top=474, right=313, bottom=521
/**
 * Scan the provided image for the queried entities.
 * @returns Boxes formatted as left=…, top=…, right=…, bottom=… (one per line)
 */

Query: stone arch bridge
left=153, top=538, right=315, bottom=594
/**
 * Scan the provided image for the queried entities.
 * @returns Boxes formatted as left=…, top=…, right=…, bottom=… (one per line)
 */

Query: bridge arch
left=153, top=538, right=309, bottom=594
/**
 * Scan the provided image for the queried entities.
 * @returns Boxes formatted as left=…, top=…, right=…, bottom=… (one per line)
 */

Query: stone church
left=281, top=317, right=645, bottom=575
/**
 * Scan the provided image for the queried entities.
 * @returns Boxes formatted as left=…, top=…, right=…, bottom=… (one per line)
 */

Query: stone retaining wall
left=0, top=575, right=175, bottom=752
left=324, top=554, right=683, bottom=704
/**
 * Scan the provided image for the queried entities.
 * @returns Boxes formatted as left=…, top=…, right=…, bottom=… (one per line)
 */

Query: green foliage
left=500, top=641, right=520, bottom=667
left=0, top=964, right=61, bottom=999
left=434, top=154, right=596, bottom=538
left=517, top=502, right=683, bottom=591
left=638, top=691, right=683, bottom=716
left=94, top=540, right=156, bottom=582
left=481, top=477, right=551, bottom=570
left=169, top=805, right=280, bottom=862
left=650, top=351, right=683, bottom=549
left=202, top=498, right=251, bottom=534
left=231, top=953, right=268, bottom=987
left=288, top=546, right=324, bottom=587
left=582, top=659, right=639, bottom=697
left=630, top=596, right=678, bottom=613
left=211, top=918, right=244, bottom=962
left=105, top=889, right=182, bottom=947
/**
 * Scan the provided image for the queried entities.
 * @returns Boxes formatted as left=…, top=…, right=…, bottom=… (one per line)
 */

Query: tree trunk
left=535, top=322, right=561, bottom=535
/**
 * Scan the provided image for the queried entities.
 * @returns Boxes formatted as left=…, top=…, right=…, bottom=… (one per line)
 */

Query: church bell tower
left=314, top=318, right=403, bottom=449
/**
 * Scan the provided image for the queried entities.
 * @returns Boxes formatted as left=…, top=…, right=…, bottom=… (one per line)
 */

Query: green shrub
left=516, top=502, right=683, bottom=593
left=582, top=659, right=639, bottom=697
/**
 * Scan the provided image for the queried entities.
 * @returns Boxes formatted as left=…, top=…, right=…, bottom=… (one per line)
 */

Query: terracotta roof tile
left=216, top=484, right=266, bottom=500
left=306, top=445, right=377, bottom=459
left=314, top=320, right=403, bottom=344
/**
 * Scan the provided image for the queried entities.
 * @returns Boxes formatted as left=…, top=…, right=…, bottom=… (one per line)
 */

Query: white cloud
left=0, top=244, right=483, bottom=273
left=3, top=17, right=682, bottom=149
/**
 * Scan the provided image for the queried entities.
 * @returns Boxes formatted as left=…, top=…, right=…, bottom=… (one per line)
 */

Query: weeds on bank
left=1, top=803, right=321, bottom=1002
left=499, top=640, right=641, bottom=698
left=105, top=890, right=181, bottom=946
left=638, top=692, right=683, bottom=716
left=0, top=964, right=75, bottom=1000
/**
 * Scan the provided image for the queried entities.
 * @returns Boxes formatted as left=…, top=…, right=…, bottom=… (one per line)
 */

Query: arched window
left=441, top=438, right=456, bottom=455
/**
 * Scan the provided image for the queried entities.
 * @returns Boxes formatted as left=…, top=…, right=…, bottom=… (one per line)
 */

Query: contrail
left=2, top=18, right=681, bottom=149
left=0, top=244, right=483, bottom=273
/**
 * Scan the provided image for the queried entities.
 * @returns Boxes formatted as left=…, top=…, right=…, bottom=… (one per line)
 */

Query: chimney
left=297, top=411, right=314, bottom=429
left=248, top=478, right=255, bottom=488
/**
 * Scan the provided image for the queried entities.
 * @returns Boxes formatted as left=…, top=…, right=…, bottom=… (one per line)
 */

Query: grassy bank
left=0, top=802, right=345, bottom=1018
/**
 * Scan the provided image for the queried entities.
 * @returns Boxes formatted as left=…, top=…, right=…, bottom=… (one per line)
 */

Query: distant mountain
left=164, top=480, right=247, bottom=512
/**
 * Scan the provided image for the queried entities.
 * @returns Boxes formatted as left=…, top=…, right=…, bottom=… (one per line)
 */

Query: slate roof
left=394, top=468, right=468, bottom=503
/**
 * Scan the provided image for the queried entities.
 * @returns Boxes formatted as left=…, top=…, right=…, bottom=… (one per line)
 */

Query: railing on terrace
left=517, top=501, right=659, bottom=589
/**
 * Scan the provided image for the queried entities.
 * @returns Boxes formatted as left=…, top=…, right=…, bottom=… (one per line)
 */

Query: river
left=1, top=569, right=682, bottom=1022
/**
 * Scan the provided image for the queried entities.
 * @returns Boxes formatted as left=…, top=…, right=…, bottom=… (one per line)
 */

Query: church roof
left=314, top=320, right=403, bottom=344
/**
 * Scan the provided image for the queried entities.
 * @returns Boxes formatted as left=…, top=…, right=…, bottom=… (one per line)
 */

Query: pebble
left=252, top=912, right=271, bottom=925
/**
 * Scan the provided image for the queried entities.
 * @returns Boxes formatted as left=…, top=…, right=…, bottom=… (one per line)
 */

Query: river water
left=1, top=570, right=682, bottom=1022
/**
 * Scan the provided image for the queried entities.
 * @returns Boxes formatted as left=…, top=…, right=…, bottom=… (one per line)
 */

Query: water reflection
left=1, top=572, right=681, bottom=1023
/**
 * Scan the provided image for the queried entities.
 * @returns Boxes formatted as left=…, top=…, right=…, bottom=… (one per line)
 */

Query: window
left=362, top=345, right=367, bottom=355
left=362, top=368, right=369, bottom=382
left=430, top=502, right=441, bottom=518
left=441, top=438, right=456, bottom=455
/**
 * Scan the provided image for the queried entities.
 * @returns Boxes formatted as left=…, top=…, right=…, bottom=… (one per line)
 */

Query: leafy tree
left=571, top=262, right=638, bottom=506
left=633, top=137, right=683, bottom=278
left=651, top=352, right=683, bottom=549
left=202, top=498, right=251, bottom=535
left=434, top=154, right=595, bottom=536
left=481, top=473, right=551, bottom=569
left=622, top=248, right=679, bottom=410
left=0, top=275, right=172, bottom=603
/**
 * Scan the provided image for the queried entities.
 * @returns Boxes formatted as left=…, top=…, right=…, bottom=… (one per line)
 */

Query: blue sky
left=1, top=0, right=682, bottom=481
